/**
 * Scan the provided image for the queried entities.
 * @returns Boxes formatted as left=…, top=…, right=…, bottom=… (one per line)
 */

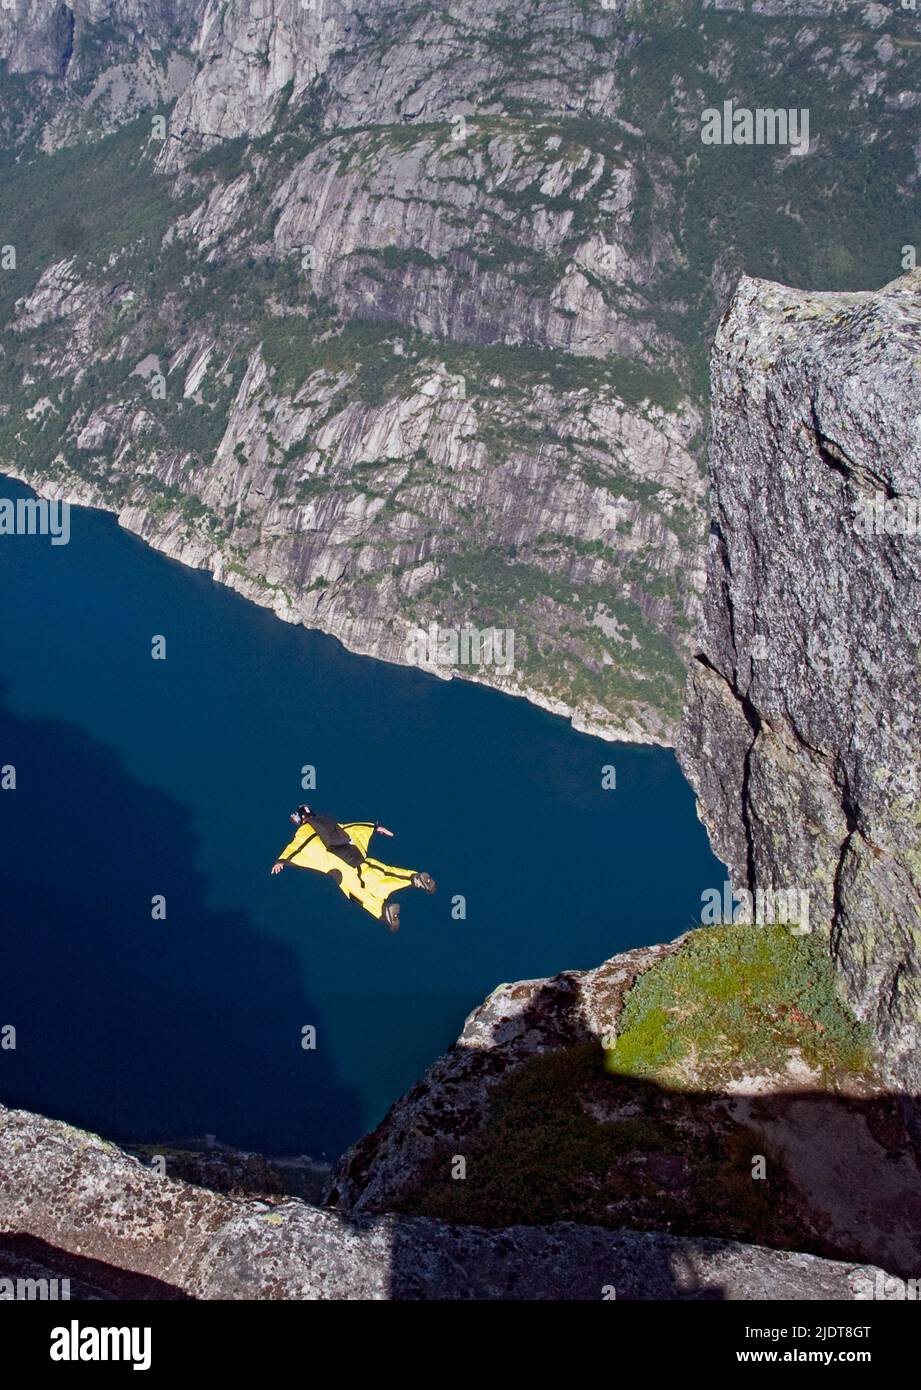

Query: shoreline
left=0, top=464, right=676, bottom=749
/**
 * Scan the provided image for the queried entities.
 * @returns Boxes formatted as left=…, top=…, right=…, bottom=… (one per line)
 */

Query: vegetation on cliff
left=391, top=925, right=887, bottom=1267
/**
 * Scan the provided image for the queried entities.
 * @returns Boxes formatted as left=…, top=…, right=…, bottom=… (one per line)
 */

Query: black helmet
left=290, top=804, right=312, bottom=825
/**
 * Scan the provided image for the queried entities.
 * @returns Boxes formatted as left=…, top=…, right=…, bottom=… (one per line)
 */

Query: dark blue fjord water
left=0, top=475, right=722, bottom=1158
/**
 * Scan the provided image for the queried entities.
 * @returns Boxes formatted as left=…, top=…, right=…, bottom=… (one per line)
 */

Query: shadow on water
left=0, top=682, right=362, bottom=1156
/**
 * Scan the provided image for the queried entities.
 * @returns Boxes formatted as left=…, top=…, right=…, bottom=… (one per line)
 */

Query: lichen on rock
left=678, top=269, right=921, bottom=1092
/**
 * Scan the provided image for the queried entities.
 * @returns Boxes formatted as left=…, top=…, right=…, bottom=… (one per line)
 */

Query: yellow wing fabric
left=346, top=857, right=417, bottom=919
left=277, top=822, right=336, bottom=872
left=340, top=822, right=376, bottom=856
left=341, top=824, right=418, bottom=916
left=278, top=819, right=418, bottom=921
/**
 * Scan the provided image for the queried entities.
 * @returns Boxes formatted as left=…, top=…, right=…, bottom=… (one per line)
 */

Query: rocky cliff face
left=328, top=938, right=680, bottom=1216
left=678, top=269, right=921, bottom=1092
left=0, top=2, right=198, bottom=149
left=2, top=0, right=919, bottom=739
left=324, top=923, right=921, bottom=1278
left=0, top=1101, right=900, bottom=1299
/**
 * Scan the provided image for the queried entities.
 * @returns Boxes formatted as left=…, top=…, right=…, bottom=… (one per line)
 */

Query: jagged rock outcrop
left=328, top=939, right=681, bottom=1215
left=325, top=926, right=921, bottom=1277
left=0, top=1102, right=897, bottom=1300
left=678, top=270, right=921, bottom=1090
left=0, top=2, right=199, bottom=149
left=157, top=0, right=352, bottom=171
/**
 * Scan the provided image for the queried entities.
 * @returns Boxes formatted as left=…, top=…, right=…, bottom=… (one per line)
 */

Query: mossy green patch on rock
left=606, top=924, right=875, bottom=1086
left=386, top=925, right=898, bottom=1268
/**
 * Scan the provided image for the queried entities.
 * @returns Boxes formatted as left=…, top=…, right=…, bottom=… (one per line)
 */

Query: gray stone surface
left=0, top=1102, right=891, bottom=1300
left=678, top=270, right=921, bottom=1090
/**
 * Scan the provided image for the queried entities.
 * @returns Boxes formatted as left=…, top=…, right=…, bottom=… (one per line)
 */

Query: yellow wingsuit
left=276, top=819, right=419, bottom=922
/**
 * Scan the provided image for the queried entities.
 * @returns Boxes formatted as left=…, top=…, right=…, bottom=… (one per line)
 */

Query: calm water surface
left=0, top=476, right=723, bottom=1155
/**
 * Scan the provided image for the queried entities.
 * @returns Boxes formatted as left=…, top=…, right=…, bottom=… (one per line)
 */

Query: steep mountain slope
left=0, top=1, right=198, bottom=149
left=1, top=0, right=919, bottom=738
